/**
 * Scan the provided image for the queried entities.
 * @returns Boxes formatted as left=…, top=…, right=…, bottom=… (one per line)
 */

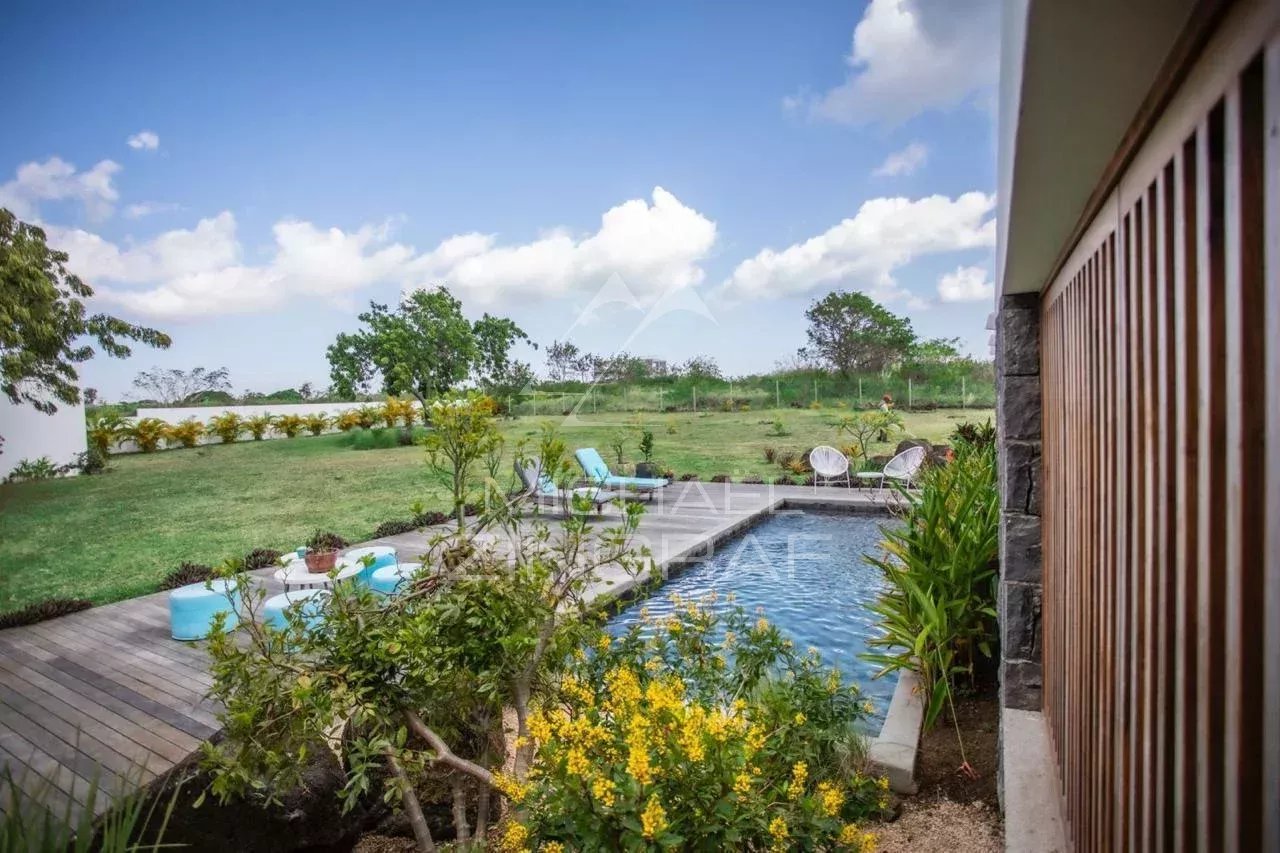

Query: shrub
left=773, top=475, right=797, bottom=486
left=5, top=457, right=61, bottom=483
left=638, top=428, right=655, bottom=463
left=127, top=418, right=169, bottom=452
left=208, top=412, right=244, bottom=444
left=354, top=405, right=380, bottom=429
left=413, top=509, right=450, bottom=527
left=381, top=397, right=416, bottom=428
left=863, top=442, right=999, bottom=730
left=837, top=411, right=905, bottom=460
left=275, top=414, right=305, bottom=438
left=508, top=601, right=888, bottom=850
left=245, top=414, right=275, bottom=441
left=786, top=457, right=810, bottom=475
left=159, top=562, right=214, bottom=590
left=767, top=417, right=790, bottom=437
left=679, top=472, right=700, bottom=481
left=303, top=413, right=330, bottom=436
left=373, top=519, right=418, bottom=537
left=775, top=450, right=798, bottom=469
left=165, top=418, right=204, bottom=449
left=334, top=410, right=363, bottom=432
left=86, top=413, right=125, bottom=456
left=243, top=547, right=283, bottom=570
left=0, top=597, right=92, bottom=629
left=762, top=446, right=778, bottom=464
left=710, top=474, right=732, bottom=483
left=72, top=448, right=107, bottom=475
left=741, top=474, right=766, bottom=485
left=373, top=427, right=400, bottom=449
left=350, top=428, right=376, bottom=451
left=951, top=418, right=996, bottom=452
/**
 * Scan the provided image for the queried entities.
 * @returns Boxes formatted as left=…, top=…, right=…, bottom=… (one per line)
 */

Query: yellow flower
left=595, top=634, right=612, bottom=652
left=787, top=761, right=808, bottom=799
left=566, top=747, right=590, bottom=778
left=745, top=723, right=768, bottom=755
left=862, top=700, right=876, bottom=715
left=838, top=824, right=861, bottom=846
left=541, top=843, right=566, bottom=853
left=876, top=775, right=890, bottom=791
left=724, top=630, right=737, bottom=646
left=605, top=666, right=642, bottom=708
left=732, top=772, right=753, bottom=795
left=755, top=617, right=769, bottom=633
left=526, top=711, right=552, bottom=743
left=817, top=781, right=845, bottom=816
left=859, top=831, right=877, bottom=852
left=626, top=722, right=654, bottom=785
left=826, top=671, right=842, bottom=693
left=768, top=815, right=789, bottom=847
left=680, top=705, right=708, bottom=761
left=792, top=712, right=807, bottom=726
left=641, top=796, right=668, bottom=839
left=590, top=775, right=618, bottom=808
left=493, top=771, right=531, bottom=803
left=497, top=820, right=530, bottom=853
left=644, top=658, right=662, bottom=673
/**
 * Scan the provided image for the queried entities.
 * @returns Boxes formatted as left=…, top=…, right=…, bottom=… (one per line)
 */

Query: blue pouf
left=369, top=562, right=423, bottom=597
left=263, top=588, right=329, bottom=631
left=344, top=546, right=397, bottom=585
left=169, top=578, right=239, bottom=641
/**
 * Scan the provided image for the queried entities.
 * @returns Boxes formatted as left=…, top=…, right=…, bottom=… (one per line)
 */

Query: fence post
left=693, top=387, right=698, bottom=412
left=813, top=379, right=818, bottom=405
left=908, top=379, right=913, bottom=410
left=592, top=388, right=597, bottom=414
left=659, top=388, right=664, bottom=411
left=858, top=378, right=862, bottom=408
left=961, top=377, right=966, bottom=409
left=532, top=392, right=537, bottom=417
left=775, top=379, right=780, bottom=409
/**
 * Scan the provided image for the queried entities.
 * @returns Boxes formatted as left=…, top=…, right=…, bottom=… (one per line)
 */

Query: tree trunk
left=386, top=750, right=436, bottom=853
left=451, top=780, right=471, bottom=849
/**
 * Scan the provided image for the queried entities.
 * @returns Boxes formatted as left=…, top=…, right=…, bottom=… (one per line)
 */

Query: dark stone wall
left=996, top=292, right=1043, bottom=712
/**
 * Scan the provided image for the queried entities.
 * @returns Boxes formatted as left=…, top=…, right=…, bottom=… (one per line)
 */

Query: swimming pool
left=607, top=509, right=897, bottom=724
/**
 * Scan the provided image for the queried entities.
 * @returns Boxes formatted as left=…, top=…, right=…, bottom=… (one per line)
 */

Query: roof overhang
left=996, top=0, right=1199, bottom=296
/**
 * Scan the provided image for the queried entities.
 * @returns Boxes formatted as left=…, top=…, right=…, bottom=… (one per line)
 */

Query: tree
left=799, top=291, right=916, bottom=375
left=544, top=340, right=580, bottom=381
left=330, top=288, right=505, bottom=408
left=680, top=354, right=723, bottom=380
left=0, top=209, right=170, bottom=418
left=911, top=336, right=963, bottom=363
left=132, top=366, right=231, bottom=405
left=471, top=313, right=533, bottom=388
left=83, top=387, right=99, bottom=406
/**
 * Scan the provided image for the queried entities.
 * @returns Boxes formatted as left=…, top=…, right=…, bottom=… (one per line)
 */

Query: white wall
left=0, top=395, right=88, bottom=480
left=136, top=401, right=374, bottom=423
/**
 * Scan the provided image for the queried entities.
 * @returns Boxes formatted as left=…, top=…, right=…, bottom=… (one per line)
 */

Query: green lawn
left=0, top=408, right=990, bottom=609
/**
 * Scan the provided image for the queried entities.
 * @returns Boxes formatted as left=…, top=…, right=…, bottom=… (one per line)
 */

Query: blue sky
left=2, top=0, right=1000, bottom=400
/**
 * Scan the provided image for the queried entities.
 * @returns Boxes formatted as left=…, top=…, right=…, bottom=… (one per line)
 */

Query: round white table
left=273, top=554, right=363, bottom=591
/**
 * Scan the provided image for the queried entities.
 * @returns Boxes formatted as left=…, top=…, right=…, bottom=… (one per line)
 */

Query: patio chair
left=515, top=459, right=618, bottom=513
left=574, top=448, right=668, bottom=499
left=809, top=445, right=851, bottom=490
left=855, top=445, right=927, bottom=497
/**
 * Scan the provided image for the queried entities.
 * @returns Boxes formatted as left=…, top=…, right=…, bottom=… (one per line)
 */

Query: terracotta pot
left=305, top=549, right=338, bottom=574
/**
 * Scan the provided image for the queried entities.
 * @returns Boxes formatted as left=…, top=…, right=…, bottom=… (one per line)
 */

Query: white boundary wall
left=0, top=395, right=88, bottom=479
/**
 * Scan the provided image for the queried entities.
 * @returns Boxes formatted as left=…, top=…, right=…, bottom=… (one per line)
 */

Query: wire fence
left=508, top=375, right=995, bottom=417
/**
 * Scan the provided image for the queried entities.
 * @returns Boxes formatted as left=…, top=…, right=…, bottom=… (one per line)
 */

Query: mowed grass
left=0, top=408, right=990, bottom=609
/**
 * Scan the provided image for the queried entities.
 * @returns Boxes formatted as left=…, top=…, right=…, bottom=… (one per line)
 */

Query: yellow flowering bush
left=509, top=599, right=889, bottom=850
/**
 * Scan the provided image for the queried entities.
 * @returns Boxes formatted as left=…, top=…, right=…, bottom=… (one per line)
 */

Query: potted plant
left=635, top=428, right=658, bottom=478
left=304, top=529, right=344, bottom=574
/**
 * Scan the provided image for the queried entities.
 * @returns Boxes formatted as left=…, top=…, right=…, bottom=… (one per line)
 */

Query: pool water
left=606, top=510, right=897, bottom=725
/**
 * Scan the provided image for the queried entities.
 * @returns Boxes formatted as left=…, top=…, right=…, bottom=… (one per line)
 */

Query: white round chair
left=808, top=445, right=851, bottom=490
left=855, top=445, right=927, bottom=497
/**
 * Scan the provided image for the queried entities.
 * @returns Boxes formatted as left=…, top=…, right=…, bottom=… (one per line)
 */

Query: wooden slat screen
left=1039, top=31, right=1277, bottom=852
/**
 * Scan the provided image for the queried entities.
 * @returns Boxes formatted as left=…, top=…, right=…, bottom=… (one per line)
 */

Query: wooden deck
left=0, top=483, right=888, bottom=825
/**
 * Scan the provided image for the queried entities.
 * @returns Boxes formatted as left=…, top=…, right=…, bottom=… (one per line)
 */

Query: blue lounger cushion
left=370, top=563, right=422, bottom=597
left=169, top=578, right=239, bottom=641
left=574, top=447, right=669, bottom=490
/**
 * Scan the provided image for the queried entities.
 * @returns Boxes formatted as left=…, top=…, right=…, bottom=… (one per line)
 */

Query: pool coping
left=596, top=491, right=924, bottom=795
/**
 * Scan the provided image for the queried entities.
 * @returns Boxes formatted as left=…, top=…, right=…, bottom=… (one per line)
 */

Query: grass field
left=0, top=408, right=990, bottom=609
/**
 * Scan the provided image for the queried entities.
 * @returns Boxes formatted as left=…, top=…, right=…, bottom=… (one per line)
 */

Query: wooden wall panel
left=1039, top=41, right=1275, bottom=852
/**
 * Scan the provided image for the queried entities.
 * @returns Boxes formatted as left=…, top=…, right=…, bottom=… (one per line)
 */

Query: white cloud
left=937, top=265, right=994, bottom=303
left=0, top=156, right=121, bottom=220
left=41, top=186, right=717, bottom=320
left=873, top=142, right=928, bottom=177
left=52, top=212, right=415, bottom=319
left=124, top=201, right=182, bottom=218
left=408, top=187, right=716, bottom=306
left=127, top=130, right=160, bottom=151
left=719, top=191, right=995, bottom=302
left=788, top=0, right=999, bottom=126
